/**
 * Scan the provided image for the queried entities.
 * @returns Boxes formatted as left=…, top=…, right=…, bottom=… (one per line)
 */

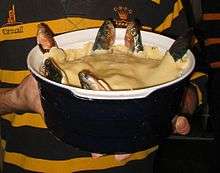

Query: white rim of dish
left=27, top=28, right=195, bottom=100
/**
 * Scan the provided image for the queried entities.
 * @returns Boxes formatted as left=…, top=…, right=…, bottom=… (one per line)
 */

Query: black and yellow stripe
left=0, top=70, right=30, bottom=85
left=0, top=18, right=103, bottom=42
left=3, top=147, right=158, bottom=173
left=155, top=0, right=184, bottom=33
left=2, top=113, right=46, bottom=128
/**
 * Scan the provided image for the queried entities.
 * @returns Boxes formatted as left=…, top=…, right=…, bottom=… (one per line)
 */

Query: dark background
left=154, top=113, right=217, bottom=173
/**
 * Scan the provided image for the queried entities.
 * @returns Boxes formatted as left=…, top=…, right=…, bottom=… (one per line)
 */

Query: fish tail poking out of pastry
left=125, top=19, right=144, bottom=53
left=78, top=70, right=111, bottom=91
left=169, top=28, right=194, bottom=61
left=37, top=23, right=57, bottom=53
left=92, top=19, right=116, bottom=51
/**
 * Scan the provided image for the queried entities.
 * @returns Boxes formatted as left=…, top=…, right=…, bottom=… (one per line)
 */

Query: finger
left=175, top=116, right=190, bottom=135
left=114, top=154, right=131, bottom=161
left=91, top=153, right=104, bottom=159
left=91, top=153, right=131, bottom=161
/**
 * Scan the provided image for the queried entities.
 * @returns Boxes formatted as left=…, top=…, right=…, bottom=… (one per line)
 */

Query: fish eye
left=131, top=28, right=137, bottom=36
left=83, top=73, right=89, bottom=79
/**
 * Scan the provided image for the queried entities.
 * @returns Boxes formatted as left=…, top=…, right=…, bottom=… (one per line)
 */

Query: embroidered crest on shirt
left=2, top=2, right=22, bottom=27
left=113, top=6, right=133, bottom=27
left=2, top=2, right=23, bottom=35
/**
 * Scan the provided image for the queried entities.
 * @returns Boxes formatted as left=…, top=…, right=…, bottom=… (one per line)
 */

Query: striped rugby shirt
left=0, top=0, right=189, bottom=172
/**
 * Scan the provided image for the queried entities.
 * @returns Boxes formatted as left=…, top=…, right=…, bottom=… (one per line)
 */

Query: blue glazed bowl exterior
left=35, top=74, right=186, bottom=153
left=27, top=29, right=195, bottom=154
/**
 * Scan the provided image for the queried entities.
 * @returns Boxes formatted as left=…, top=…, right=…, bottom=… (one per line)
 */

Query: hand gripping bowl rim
left=27, top=28, right=195, bottom=100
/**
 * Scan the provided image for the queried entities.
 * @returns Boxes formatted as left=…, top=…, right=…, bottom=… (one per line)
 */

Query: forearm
left=180, top=83, right=199, bottom=115
left=0, top=75, right=44, bottom=115
left=0, top=88, right=21, bottom=115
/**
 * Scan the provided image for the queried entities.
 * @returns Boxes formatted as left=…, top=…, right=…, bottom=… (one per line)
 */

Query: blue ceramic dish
left=27, top=28, right=195, bottom=153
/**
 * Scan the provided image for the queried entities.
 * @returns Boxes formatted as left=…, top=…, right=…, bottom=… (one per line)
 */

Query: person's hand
left=14, top=74, right=44, bottom=115
left=172, top=115, right=191, bottom=135
left=91, top=152, right=131, bottom=161
left=171, top=83, right=199, bottom=136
